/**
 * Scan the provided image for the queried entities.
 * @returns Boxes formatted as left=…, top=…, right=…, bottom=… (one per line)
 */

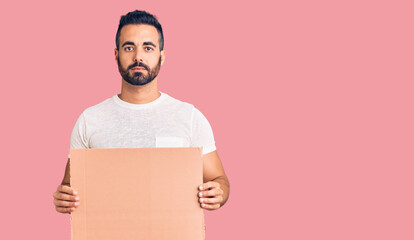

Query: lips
left=131, top=67, right=145, bottom=70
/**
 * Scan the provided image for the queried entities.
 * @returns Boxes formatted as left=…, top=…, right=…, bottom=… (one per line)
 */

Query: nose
left=133, top=48, right=143, bottom=62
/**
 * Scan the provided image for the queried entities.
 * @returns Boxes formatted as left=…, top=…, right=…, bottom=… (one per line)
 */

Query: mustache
left=128, top=62, right=149, bottom=71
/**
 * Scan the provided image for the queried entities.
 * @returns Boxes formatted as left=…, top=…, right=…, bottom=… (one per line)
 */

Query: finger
left=54, top=199, right=79, bottom=208
left=58, top=185, right=78, bottom=195
left=199, top=188, right=223, bottom=197
left=200, top=203, right=220, bottom=210
left=199, top=196, right=223, bottom=204
left=54, top=199, right=80, bottom=208
left=56, top=206, right=76, bottom=214
left=54, top=192, right=80, bottom=201
left=199, top=181, right=220, bottom=191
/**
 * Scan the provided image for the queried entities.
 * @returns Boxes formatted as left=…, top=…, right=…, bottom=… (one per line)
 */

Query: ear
left=160, top=49, right=166, bottom=66
left=114, top=48, right=119, bottom=61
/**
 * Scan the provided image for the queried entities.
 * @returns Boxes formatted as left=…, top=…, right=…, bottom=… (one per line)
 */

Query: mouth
left=131, top=67, right=145, bottom=71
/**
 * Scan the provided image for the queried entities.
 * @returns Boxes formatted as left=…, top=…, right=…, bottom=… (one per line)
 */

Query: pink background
left=1, top=0, right=413, bottom=239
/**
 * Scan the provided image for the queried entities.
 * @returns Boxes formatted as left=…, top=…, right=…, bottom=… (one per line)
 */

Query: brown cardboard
left=70, top=147, right=204, bottom=240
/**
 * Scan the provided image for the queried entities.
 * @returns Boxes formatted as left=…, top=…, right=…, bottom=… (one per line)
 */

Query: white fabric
left=69, top=91, right=216, bottom=155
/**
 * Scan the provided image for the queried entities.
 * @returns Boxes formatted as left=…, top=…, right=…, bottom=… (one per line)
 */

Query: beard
left=117, top=56, right=161, bottom=86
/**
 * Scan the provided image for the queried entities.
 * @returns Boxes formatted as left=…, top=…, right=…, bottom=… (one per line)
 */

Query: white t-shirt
left=70, top=92, right=216, bottom=155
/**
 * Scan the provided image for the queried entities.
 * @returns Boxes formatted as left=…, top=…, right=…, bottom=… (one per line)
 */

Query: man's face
left=115, top=24, right=165, bottom=86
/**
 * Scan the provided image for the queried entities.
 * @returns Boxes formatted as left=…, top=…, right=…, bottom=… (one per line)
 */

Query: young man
left=53, top=10, right=229, bottom=213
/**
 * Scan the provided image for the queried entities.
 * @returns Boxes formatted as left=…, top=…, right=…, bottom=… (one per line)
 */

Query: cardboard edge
left=69, top=147, right=205, bottom=239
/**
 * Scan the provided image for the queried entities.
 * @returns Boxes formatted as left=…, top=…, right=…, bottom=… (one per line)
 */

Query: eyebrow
left=121, top=41, right=157, bottom=48
left=143, top=41, right=157, bottom=48
left=121, top=41, right=135, bottom=47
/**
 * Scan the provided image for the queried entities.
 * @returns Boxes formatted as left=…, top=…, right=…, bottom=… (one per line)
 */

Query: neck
left=118, top=77, right=161, bottom=104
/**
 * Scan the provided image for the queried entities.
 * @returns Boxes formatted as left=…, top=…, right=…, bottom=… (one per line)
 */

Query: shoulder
left=81, top=96, right=116, bottom=118
left=161, top=92, right=196, bottom=113
left=162, top=93, right=213, bottom=121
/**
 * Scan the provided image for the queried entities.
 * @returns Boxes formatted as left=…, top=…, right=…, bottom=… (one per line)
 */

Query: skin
left=53, top=24, right=230, bottom=213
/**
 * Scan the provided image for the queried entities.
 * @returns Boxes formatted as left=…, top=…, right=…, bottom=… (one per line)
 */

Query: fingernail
left=200, top=198, right=204, bottom=203
left=75, top=197, right=80, bottom=201
left=199, top=186, right=203, bottom=190
left=199, top=192, right=202, bottom=197
left=74, top=202, right=79, bottom=206
left=74, top=191, right=78, bottom=195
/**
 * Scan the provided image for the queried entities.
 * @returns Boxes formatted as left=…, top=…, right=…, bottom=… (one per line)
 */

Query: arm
left=198, top=150, right=230, bottom=210
left=61, top=158, right=71, bottom=186
left=54, top=113, right=86, bottom=213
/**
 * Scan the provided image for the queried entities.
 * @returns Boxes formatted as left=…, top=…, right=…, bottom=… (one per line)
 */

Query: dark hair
left=115, top=10, right=164, bottom=50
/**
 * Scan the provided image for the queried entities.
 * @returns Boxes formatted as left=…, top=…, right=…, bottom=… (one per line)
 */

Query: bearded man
left=53, top=10, right=230, bottom=214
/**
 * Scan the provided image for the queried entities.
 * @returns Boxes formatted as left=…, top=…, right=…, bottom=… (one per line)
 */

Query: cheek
left=118, top=56, right=130, bottom=68
left=149, top=55, right=161, bottom=66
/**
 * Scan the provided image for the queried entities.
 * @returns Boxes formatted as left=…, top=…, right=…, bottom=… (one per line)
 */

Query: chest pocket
left=155, top=136, right=185, bottom=147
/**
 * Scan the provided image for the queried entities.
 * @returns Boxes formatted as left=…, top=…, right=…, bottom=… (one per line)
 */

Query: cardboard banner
left=70, top=148, right=204, bottom=240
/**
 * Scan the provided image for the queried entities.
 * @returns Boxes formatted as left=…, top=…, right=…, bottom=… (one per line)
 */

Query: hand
left=198, top=181, right=224, bottom=210
left=53, top=185, right=80, bottom=214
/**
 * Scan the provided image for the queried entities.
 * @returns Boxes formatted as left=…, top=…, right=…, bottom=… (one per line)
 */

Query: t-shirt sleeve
left=190, top=107, right=216, bottom=155
left=70, top=113, right=89, bottom=150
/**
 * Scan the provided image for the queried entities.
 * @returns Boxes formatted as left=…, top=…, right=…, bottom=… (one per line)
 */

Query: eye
left=124, top=46, right=134, bottom=51
left=145, top=47, right=153, bottom=52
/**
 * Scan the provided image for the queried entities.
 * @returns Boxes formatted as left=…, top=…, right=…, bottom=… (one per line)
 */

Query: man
left=53, top=10, right=229, bottom=214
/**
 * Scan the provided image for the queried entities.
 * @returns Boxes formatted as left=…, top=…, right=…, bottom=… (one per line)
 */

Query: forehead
left=119, top=24, right=159, bottom=45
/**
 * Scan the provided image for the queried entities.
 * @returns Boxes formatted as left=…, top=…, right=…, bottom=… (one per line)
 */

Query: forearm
left=211, top=175, right=230, bottom=207
left=61, top=158, right=71, bottom=186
